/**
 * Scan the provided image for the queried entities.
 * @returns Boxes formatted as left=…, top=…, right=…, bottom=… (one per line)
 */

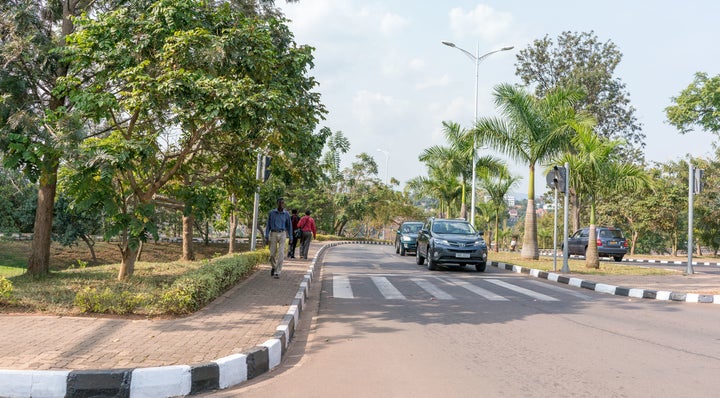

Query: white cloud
left=351, top=90, right=407, bottom=121
left=415, top=74, right=451, bottom=91
left=448, top=4, right=513, bottom=41
left=380, top=12, right=409, bottom=36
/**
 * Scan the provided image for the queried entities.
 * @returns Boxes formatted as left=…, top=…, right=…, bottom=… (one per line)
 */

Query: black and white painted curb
left=0, top=241, right=387, bottom=398
left=492, top=261, right=720, bottom=304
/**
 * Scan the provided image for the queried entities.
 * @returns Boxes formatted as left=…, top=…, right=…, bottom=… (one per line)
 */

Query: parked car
left=564, top=226, right=627, bottom=261
left=415, top=218, right=488, bottom=272
left=395, top=221, right=423, bottom=256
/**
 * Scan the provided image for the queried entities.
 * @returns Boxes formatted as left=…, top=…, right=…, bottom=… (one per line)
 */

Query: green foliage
left=75, top=287, right=148, bottom=314
left=0, top=276, right=13, bottom=301
left=515, top=31, right=643, bottom=158
left=158, top=250, right=268, bottom=314
left=666, top=72, right=720, bottom=136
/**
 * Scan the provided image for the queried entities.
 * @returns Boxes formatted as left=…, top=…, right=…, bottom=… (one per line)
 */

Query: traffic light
left=263, top=156, right=272, bottom=182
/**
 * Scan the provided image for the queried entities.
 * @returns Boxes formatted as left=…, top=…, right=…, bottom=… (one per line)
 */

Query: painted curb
left=491, top=261, right=720, bottom=304
left=0, top=240, right=389, bottom=398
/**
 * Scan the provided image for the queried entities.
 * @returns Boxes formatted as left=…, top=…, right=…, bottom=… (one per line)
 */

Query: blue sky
left=277, top=0, right=718, bottom=196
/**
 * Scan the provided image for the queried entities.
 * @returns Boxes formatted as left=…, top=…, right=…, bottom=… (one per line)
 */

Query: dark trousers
left=300, top=231, right=312, bottom=258
left=288, top=233, right=299, bottom=257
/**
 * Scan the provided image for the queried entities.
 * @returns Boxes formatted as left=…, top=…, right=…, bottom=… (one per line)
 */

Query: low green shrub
left=75, top=287, right=148, bottom=314
left=159, top=250, right=268, bottom=314
left=0, top=277, right=13, bottom=301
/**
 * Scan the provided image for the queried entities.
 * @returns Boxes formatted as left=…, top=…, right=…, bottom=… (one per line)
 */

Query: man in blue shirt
left=264, top=198, right=293, bottom=279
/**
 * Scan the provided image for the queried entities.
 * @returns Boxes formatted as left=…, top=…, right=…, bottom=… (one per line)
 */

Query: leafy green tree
left=59, top=0, right=324, bottom=279
left=0, top=0, right=124, bottom=276
left=515, top=31, right=644, bottom=159
left=52, top=195, right=103, bottom=263
left=0, top=161, right=36, bottom=233
left=554, top=122, right=650, bottom=267
left=666, top=72, right=720, bottom=138
left=692, top=155, right=720, bottom=255
left=474, top=84, right=588, bottom=259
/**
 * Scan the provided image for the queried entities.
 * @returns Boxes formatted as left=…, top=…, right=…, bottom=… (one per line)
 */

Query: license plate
left=455, top=253, right=470, bottom=258
left=609, top=241, right=617, bottom=245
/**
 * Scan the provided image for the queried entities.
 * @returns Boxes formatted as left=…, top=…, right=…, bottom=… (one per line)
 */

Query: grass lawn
left=0, top=239, right=252, bottom=316
left=488, top=251, right=679, bottom=276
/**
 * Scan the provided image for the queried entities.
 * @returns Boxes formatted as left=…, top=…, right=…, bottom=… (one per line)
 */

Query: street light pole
left=377, top=148, right=389, bottom=185
left=442, top=41, right=513, bottom=226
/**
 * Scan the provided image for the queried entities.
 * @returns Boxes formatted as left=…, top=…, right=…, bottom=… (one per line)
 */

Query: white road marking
left=446, top=278, right=509, bottom=301
left=412, top=278, right=454, bottom=300
left=526, top=280, right=593, bottom=300
left=485, top=278, right=559, bottom=301
left=333, top=275, right=354, bottom=299
left=371, top=276, right=406, bottom=300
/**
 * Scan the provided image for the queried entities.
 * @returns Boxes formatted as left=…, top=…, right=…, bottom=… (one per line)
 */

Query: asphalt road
left=207, top=244, right=720, bottom=397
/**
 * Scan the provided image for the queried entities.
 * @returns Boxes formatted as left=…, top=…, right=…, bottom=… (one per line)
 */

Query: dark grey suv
left=415, top=218, right=488, bottom=272
left=565, top=226, right=627, bottom=262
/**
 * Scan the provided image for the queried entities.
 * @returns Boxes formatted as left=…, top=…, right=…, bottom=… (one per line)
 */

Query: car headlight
left=402, top=236, right=412, bottom=242
left=434, top=238, right=450, bottom=246
left=474, top=239, right=485, bottom=246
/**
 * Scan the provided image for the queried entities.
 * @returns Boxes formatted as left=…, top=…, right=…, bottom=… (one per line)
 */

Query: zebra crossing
left=329, top=274, right=594, bottom=302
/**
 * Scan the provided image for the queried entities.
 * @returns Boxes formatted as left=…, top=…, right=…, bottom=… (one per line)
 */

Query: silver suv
left=415, top=218, right=488, bottom=272
left=565, top=226, right=627, bottom=262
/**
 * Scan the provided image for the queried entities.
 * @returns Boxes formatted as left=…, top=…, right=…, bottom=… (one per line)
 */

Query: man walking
left=297, top=210, right=316, bottom=260
left=264, top=198, right=293, bottom=279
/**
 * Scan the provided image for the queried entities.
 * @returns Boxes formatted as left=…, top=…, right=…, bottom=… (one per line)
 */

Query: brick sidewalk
left=0, top=242, right=322, bottom=371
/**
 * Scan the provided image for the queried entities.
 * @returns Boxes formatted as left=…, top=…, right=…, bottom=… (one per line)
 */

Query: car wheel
left=614, top=256, right=624, bottom=262
left=427, top=249, right=437, bottom=271
left=415, top=246, right=425, bottom=265
left=475, top=262, right=486, bottom=272
left=400, top=246, right=406, bottom=256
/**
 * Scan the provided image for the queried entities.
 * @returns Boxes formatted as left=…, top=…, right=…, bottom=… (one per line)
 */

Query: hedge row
left=75, top=250, right=269, bottom=315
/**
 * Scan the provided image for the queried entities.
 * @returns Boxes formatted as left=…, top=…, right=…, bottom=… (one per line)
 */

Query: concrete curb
left=0, top=240, right=388, bottom=398
left=491, top=261, right=720, bottom=304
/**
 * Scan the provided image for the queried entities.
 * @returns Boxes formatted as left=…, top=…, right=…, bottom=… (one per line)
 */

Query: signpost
left=546, top=166, right=566, bottom=271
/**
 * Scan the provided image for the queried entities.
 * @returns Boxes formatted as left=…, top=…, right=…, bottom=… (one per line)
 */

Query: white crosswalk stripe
left=329, top=274, right=586, bottom=302
left=411, top=278, right=454, bottom=300
left=332, top=275, right=354, bottom=298
left=445, top=278, right=509, bottom=301
left=371, top=276, right=406, bottom=299
left=485, top=278, right=559, bottom=301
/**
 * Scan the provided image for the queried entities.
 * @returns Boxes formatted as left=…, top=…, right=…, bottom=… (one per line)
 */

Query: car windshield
left=403, top=224, right=422, bottom=233
left=432, top=221, right=475, bottom=234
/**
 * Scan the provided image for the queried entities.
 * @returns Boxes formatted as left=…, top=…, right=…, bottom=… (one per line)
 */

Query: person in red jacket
left=297, top=210, right=316, bottom=260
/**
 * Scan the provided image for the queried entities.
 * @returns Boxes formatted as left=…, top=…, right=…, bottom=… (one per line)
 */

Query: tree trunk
left=79, top=234, right=97, bottom=264
left=136, top=240, right=144, bottom=262
left=228, top=209, right=237, bottom=254
left=571, top=190, right=580, bottom=233
left=118, top=245, right=138, bottom=280
left=26, top=165, right=59, bottom=276
left=494, top=210, right=499, bottom=252
left=521, top=198, right=539, bottom=259
left=585, top=224, right=600, bottom=268
left=182, top=214, right=195, bottom=260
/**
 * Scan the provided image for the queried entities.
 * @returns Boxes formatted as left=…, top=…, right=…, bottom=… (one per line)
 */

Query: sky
left=276, top=0, right=719, bottom=197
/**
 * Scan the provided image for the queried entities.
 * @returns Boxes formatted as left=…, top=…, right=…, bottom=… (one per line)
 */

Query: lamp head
left=441, top=41, right=456, bottom=48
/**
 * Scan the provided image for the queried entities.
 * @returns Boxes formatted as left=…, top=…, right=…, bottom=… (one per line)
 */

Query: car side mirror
left=478, top=231, right=484, bottom=236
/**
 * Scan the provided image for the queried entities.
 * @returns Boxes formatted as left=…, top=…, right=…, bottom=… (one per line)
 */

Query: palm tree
left=419, top=121, right=505, bottom=220
left=554, top=122, right=651, bottom=268
left=474, top=84, right=590, bottom=259
left=480, top=169, right=520, bottom=252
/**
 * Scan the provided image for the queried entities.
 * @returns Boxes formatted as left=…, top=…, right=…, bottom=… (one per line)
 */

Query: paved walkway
left=0, top=242, right=323, bottom=371
left=1, top=241, right=719, bottom=397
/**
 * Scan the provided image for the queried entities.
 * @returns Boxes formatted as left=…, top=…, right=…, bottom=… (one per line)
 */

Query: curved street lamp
left=442, top=41, right=513, bottom=227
